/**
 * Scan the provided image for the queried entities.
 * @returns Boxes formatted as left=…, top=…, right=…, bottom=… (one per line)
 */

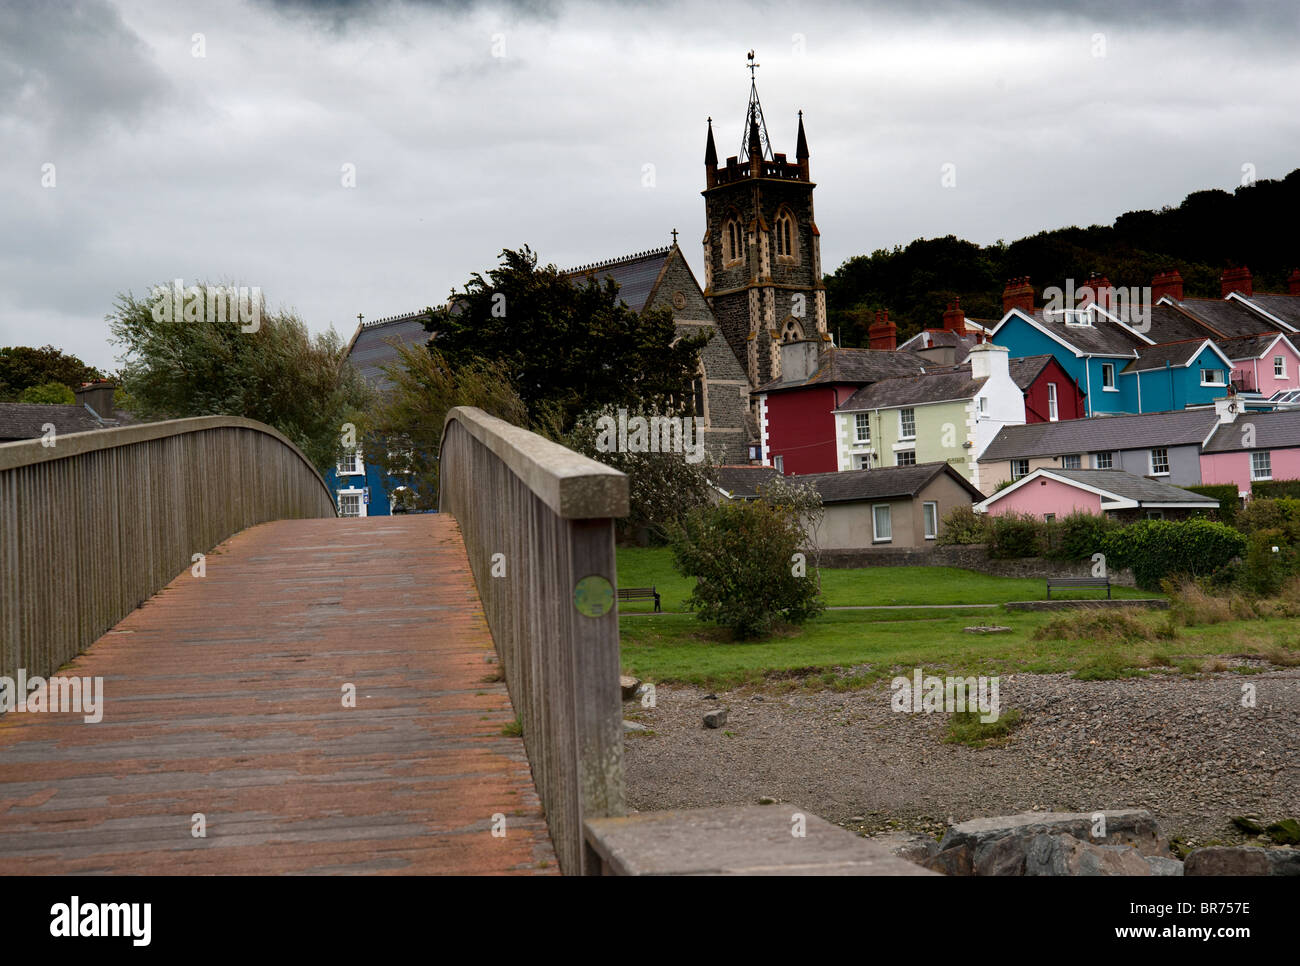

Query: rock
left=931, top=810, right=1168, bottom=876
left=1145, top=856, right=1185, bottom=876
left=1185, top=846, right=1300, bottom=876
left=871, top=832, right=939, bottom=866
left=1231, top=815, right=1265, bottom=835
left=620, top=675, right=640, bottom=701
left=703, top=708, right=728, bottom=729
left=1024, top=833, right=1151, bottom=876
left=847, top=815, right=865, bottom=823
left=752, top=695, right=765, bottom=702
left=757, top=796, right=776, bottom=805
left=1266, top=819, right=1300, bottom=846
left=963, top=625, right=1012, bottom=634
left=622, top=720, right=649, bottom=733
left=703, top=692, right=718, bottom=701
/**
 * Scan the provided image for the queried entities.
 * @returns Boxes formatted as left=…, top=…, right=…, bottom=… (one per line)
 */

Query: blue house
left=323, top=452, right=416, bottom=517
left=987, top=304, right=1233, bottom=416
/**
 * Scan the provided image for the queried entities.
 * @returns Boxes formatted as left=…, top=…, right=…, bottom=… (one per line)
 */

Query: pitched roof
left=1214, top=332, right=1287, bottom=360
left=792, top=461, right=984, bottom=504
left=1239, top=293, right=1300, bottom=331
left=0, top=403, right=112, bottom=441
left=563, top=247, right=672, bottom=313
left=1204, top=408, right=1300, bottom=453
left=980, top=468, right=1218, bottom=509
left=1122, top=339, right=1219, bottom=373
left=836, top=364, right=986, bottom=411
left=1169, top=297, right=1280, bottom=337
left=1012, top=307, right=1146, bottom=356
left=346, top=311, right=434, bottom=390
left=979, top=408, right=1219, bottom=461
left=1007, top=354, right=1054, bottom=391
left=1140, top=302, right=1218, bottom=344
left=756, top=346, right=926, bottom=394
left=711, top=464, right=780, bottom=498
left=897, top=329, right=981, bottom=355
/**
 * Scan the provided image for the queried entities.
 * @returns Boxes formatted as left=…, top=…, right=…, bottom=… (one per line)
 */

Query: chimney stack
left=1288, top=268, right=1300, bottom=296
left=780, top=339, right=822, bottom=384
left=868, top=310, right=897, bottom=351
left=968, top=342, right=1010, bottom=382
left=74, top=380, right=116, bottom=420
left=1001, top=277, right=1035, bottom=315
left=942, top=298, right=965, bottom=334
left=1081, top=274, right=1114, bottom=311
left=1221, top=266, right=1253, bottom=298
left=1152, top=269, right=1184, bottom=303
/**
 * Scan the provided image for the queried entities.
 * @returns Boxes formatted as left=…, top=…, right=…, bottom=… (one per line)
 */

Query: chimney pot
left=1152, top=269, right=1184, bottom=303
left=1002, top=277, right=1035, bottom=315
left=1221, top=266, right=1253, bottom=299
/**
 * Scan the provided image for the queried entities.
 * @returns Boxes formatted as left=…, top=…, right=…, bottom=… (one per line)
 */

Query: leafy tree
left=108, top=284, right=372, bottom=473
left=427, top=246, right=709, bottom=434
left=0, top=345, right=102, bottom=401
left=669, top=499, right=825, bottom=639
left=18, top=382, right=76, bottom=405
left=365, top=342, right=528, bottom=510
left=757, top=474, right=825, bottom=589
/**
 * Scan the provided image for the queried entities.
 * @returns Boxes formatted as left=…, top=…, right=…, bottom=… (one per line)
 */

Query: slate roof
left=897, top=330, right=981, bottom=355
left=996, top=469, right=1217, bottom=507
left=756, top=346, right=927, bottom=394
left=711, top=464, right=780, bottom=498
left=0, top=403, right=113, bottom=441
left=979, top=408, right=1219, bottom=461
left=563, top=248, right=671, bottom=313
left=793, top=462, right=984, bottom=504
left=836, top=364, right=986, bottom=411
left=1203, top=408, right=1300, bottom=453
left=1214, top=332, right=1286, bottom=360
left=1019, top=308, right=1146, bottom=356
left=1139, top=302, right=1217, bottom=344
left=347, top=311, right=434, bottom=390
left=1122, top=339, right=1217, bottom=373
left=1007, top=354, right=1054, bottom=391
left=1170, top=298, right=1278, bottom=338
left=1240, top=294, right=1300, bottom=331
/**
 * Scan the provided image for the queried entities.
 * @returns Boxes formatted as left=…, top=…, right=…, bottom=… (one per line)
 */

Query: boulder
left=622, top=719, right=649, bottom=733
left=1185, top=846, right=1300, bottom=876
left=703, top=708, right=728, bottom=729
left=1145, top=856, right=1185, bottom=876
left=1024, top=833, right=1151, bottom=876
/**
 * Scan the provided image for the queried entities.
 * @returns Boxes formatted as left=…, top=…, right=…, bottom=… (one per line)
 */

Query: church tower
left=702, top=52, right=828, bottom=394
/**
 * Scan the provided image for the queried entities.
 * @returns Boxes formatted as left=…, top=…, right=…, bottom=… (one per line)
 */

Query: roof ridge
left=562, top=246, right=672, bottom=275
left=364, top=309, right=432, bottom=327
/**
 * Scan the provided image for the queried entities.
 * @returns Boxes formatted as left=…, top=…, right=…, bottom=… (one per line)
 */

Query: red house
left=1011, top=355, right=1087, bottom=423
left=756, top=340, right=926, bottom=475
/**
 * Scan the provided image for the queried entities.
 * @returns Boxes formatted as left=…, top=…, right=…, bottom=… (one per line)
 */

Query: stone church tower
left=701, top=59, right=829, bottom=395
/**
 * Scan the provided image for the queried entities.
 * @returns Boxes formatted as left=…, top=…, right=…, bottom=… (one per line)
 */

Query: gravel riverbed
left=623, top=662, right=1300, bottom=847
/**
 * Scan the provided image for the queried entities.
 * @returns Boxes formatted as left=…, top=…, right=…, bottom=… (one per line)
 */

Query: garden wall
left=817, top=544, right=1138, bottom=587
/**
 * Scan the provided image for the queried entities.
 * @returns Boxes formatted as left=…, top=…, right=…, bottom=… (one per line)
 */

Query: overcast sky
left=4, top=0, right=1299, bottom=371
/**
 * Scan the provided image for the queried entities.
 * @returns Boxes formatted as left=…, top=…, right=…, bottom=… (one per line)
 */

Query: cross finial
left=747, top=50, right=758, bottom=78
left=671, top=228, right=678, bottom=245
left=357, top=312, right=364, bottom=325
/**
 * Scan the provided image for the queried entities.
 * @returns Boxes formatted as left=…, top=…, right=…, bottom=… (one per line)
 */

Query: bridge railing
left=440, top=406, right=627, bottom=875
left=0, top=416, right=337, bottom=683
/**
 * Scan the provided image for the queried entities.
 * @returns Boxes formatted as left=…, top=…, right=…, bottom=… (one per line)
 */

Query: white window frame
left=898, top=408, right=916, bottom=440
left=337, top=449, right=364, bottom=476
left=1275, top=356, right=1286, bottom=379
left=1200, top=368, right=1226, bottom=387
left=774, top=454, right=784, bottom=474
left=1047, top=382, right=1059, bottom=421
left=978, top=396, right=988, bottom=414
left=922, top=501, right=938, bottom=541
left=1101, top=363, right=1116, bottom=390
left=855, top=453, right=872, bottom=470
left=1251, top=450, right=1272, bottom=481
left=1061, top=454, right=1081, bottom=469
left=1011, top=458, right=1030, bottom=480
left=1093, top=451, right=1114, bottom=469
left=1149, top=448, right=1170, bottom=476
left=872, top=503, right=892, bottom=543
left=895, top=449, right=916, bottom=466
left=337, top=487, right=366, bottom=518
left=854, top=412, right=871, bottom=444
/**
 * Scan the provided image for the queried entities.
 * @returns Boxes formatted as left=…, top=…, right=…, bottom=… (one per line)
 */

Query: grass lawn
left=616, top=546, right=1158, bottom=612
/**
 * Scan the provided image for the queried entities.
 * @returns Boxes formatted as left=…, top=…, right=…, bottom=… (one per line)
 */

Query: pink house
left=1201, top=407, right=1300, bottom=496
left=1219, top=333, right=1300, bottom=398
left=975, top=468, right=1218, bottom=522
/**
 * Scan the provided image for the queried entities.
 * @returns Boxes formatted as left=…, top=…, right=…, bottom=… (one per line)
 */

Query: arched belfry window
left=775, top=208, right=798, bottom=261
left=782, top=318, right=804, bottom=342
left=722, top=217, right=743, bottom=266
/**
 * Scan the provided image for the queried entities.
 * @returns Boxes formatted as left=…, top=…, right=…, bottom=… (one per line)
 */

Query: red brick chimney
left=1288, top=268, right=1300, bottom=296
left=1080, top=274, right=1114, bottom=311
left=1151, top=269, right=1184, bottom=303
left=1001, top=277, right=1035, bottom=315
left=942, top=298, right=965, bottom=334
left=1221, top=266, right=1253, bottom=298
left=868, top=309, right=897, bottom=351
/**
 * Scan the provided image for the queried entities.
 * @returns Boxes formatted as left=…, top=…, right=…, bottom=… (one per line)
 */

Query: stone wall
left=817, top=543, right=1138, bottom=587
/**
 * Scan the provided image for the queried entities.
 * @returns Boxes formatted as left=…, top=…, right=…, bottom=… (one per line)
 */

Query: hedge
left=1184, top=484, right=1240, bottom=526
left=1099, top=518, right=1247, bottom=590
left=1251, top=479, right=1300, bottom=500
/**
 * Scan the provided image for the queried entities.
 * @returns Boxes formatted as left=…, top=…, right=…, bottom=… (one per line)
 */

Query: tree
left=757, top=474, right=825, bottom=590
left=108, top=284, right=372, bottom=473
left=0, top=345, right=102, bottom=401
left=18, top=382, right=76, bottom=405
left=428, top=246, right=709, bottom=434
left=669, top=499, right=825, bottom=640
left=364, top=342, right=528, bottom=510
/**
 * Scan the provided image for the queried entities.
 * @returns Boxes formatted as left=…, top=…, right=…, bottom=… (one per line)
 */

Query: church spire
left=704, top=116, right=717, bottom=166
left=739, top=50, right=772, bottom=165
left=796, top=110, right=809, bottom=160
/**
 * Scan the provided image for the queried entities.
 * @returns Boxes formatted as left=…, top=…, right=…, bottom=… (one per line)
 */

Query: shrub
left=1240, top=529, right=1292, bottom=597
left=1164, top=578, right=1235, bottom=626
left=1251, top=479, right=1300, bottom=500
left=936, top=504, right=988, bottom=545
left=1185, top=484, right=1240, bottom=526
left=669, top=499, right=825, bottom=639
left=1034, top=608, right=1156, bottom=645
left=986, top=511, right=1044, bottom=559
left=1099, top=519, right=1247, bottom=591
left=1046, top=510, right=1116, bottom=561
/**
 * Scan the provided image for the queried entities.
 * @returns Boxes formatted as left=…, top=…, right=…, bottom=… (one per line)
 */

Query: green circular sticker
left=573, top=575, right=615, bottom=617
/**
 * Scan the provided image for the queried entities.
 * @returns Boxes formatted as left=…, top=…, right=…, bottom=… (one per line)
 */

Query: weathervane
left=747, top=49, right=759, bottom=78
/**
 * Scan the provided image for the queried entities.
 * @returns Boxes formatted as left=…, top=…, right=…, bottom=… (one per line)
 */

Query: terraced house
left=831, top=343, right=1025, bottom=491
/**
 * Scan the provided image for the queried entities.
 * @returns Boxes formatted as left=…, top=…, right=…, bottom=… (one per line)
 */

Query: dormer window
left=1062, top=307, right=1093, bottom=327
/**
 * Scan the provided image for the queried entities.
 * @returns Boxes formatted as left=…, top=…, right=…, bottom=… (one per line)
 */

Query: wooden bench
left=618, top=587, right=661, bottom=612
left=1046, top=576, right=1111, bottom=599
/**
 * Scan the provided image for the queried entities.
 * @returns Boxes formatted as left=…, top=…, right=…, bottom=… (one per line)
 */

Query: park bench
left=1046, top=575, right=1111, bottom=600
left=617, top=587, right=661, bottom=612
